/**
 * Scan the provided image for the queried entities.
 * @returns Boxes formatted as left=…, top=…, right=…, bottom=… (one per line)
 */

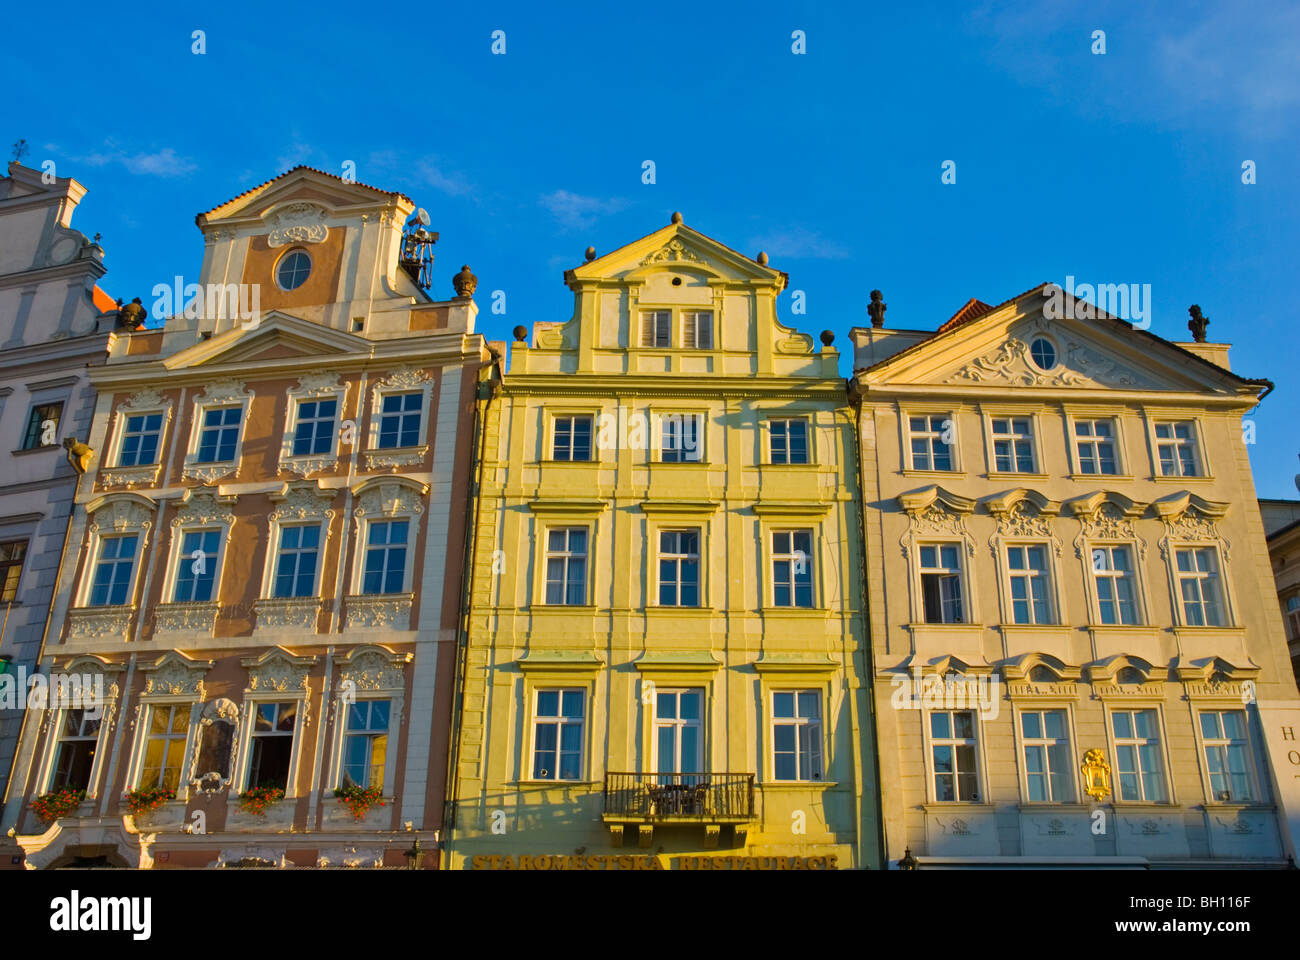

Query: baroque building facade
left=0, top=161, right=116, bottom=803
left=852, top=286, right=1300, bottom=868
left=445, top=217, right=880, bottom=871
left=1, top=167, right=490, bottom=868
left=1260, top=499, right=1300, bottom=689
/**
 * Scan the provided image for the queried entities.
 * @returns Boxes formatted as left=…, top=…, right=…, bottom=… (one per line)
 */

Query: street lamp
left=404, top=837, right=425, bottom=871
left=897, top=848, right=918, bottom=871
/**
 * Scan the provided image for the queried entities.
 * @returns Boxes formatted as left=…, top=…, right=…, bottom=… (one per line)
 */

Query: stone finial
left=820, top=330, right=835, bottom=347
left=119, top=297, right=147, bottom=330
left=868, top=289, right=887, bottom=329
left=670, top=211, right=683, bottom=224
left=757, top=251, right=769, bottom=266
left=1187, top=304, right=1209, bottom=343
left=512, top=325, right=527, bottom=343
left=453, top=265, right=478, bottom=299
left=585, top=246, right=596, bottom=261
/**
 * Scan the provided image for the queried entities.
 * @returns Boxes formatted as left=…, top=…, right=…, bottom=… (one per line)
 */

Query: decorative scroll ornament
left=338, top=647, right=411, bottom=691
left=266, top=203, right=328, bottom=247
left=353, top=477, right=426, bottom=519
left=88, top=495, right=154, bottom=534
left=268, top=481, right=336, bottom=523
left=951, top=331, right=1153, bottom=389
left=118, top=389, right=168, bottom=413
left=243, top=648, right=315, bottom=693
left=142, top=653, right=211, bottom=697
left=376, top=367, right=431, bottom=392
left=897, top=487, right=977, bottom=559
left=1154, top=494, right=1232, bottom=560
left=190, top=698, right=239, bottom=794
left=640, top=238, right=702, bottom=265
left=1080, top=749, right=1112, bottom=801
left=172, top=486, right=236, bottom=528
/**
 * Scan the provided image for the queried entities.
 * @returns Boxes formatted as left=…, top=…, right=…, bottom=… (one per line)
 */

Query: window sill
left=529, top=604, right=598, bottom=613
left=645, top=605, right=715, bottom=617
left=985, top=471, right=1049, bottom=481
left=1068, top=474, right=1134, bottom=482
left=761, top=780, right=838, bottom=790
left=1149, top=474, right=1215, bottom=482
left=761, top=462, right=817, bottom=468
left=761, top=606, right=828, bottom=616
left=921, top=802, right=996, bottom=811
left=364, top=446, right=428, bottom=469
left=11, top=445, right=59, bottom=457
left=901, top=469, right=964, bottom=479
left=540, top=458, right=599, bottom=465
left=652, top=459, right=709, bottom=466
left=1015, top=802, right=1091, bottom=811
left=514, top=780, right=596, bottom=787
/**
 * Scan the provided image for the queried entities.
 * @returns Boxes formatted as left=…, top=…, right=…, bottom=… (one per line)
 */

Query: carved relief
left=950, top=335, right=1155, bottom=389
left=142, top=653, right=211, bottom=697
left=375, top=368, right=431, bottom=392
left=266, top=203, right=328, bottom=247
left=253, top=598, right=323, bottom=633
left=353, top=478, right=426, bottom=519
left=65, top=607, right=135, bottom=642
left=269, top=481, right=336, bottom=523
left=346, top=594, right=414, bottom=630
left=640, top=239, right=702, bottom=265
left=190, top=698, right=239, bottom=793
left=338, top=647, right=411, bottom=691
left=172, top=487, right=236, bottom=528
left=243, top=649, right=316, bottom=693
left=153, top=601, right=220, bottom=635
left=316, top=845, right=384, bottom=868
left=87, top=496, right=154, bottom=534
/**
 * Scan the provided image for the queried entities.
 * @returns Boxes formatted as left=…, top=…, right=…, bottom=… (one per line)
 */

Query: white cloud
left=746, top=226, right=849, bottom=261
left=62, top=141, right=196, bottom=177
left=418, top=158, right=473, bottom=197
left=539, top=189, right=629, bottom=230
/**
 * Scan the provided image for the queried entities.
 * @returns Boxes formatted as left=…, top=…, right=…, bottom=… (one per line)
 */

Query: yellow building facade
left=852, top=286, right=1300, bottom=868
left=445, top=217, right=880, bottom=870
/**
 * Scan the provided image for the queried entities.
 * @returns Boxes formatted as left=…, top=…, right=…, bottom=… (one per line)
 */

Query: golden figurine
left=1080, top=749, right=1112, bottom=801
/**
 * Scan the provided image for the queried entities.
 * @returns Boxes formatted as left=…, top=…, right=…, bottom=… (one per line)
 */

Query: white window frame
left=768, top=688, right=824, bottom=783
left=1069, top=415, right=1125, bottom=477
left=182, top=380, right=254, bottom=483
left=280, top=374, right=349, bottom=476
left=528, top=687, right=588, bottom=782
left=1001, top=541, right=1058, bottom=626
left=542, top=525, right=591, bottom=606
left=769, top=528, right=817, bottom=609
left=233, top=650, right=316, bottom=798
left=1106, top=706, right=1171, bottom=804
left=79, top=530, right=144, bottom=609
left=263, top=519, right=328, bottom=600
left=766, top=416, right=812, bottom=466
left=551, top=413, right=595, bottom=462
left=1085, top=542, right=1145, bottom=626
left=904, top=411, right=958, bottom=473
left=354, top=515, right=416, bottom=596
left=1170, top=544, right=1230, bottom=628
left=1015, top=706, right=1076, bottom=803
left=1195, top=707, right=1261, bottom=804
left=365, top=369, right=433, bottom=468
left=654, top=412, right=704, bottom=463
left=987, top=413, right=1040, bottom=474
left=327, top=645, right=409, bottom=796
left=655, top=527, right=702, bottom=608
left=924, top=707, right=983, bottom=803
left=917, top=541, right=967, bottom=624
left=651, top=687, right=706, bottom=775
left=1151, top=418, right=1204, bottom=478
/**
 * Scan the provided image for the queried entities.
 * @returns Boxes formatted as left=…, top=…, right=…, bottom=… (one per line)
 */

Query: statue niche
left=191, top=698, right=239, bottom=794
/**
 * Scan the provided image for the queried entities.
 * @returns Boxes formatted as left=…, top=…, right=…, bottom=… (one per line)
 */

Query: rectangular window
left=920, top=544, right=964, bottom=623
left=772, top=690, right=822, bottom=781
left=1287, top=595, right=1300, bottom=642
left=659, top=414, right=702, bottom=462
left=377, top=392, right=422, bottom=449
left=1200, top=710, right=1254, bottom=802
left=930, top=710, right=979, bottom=801
left=544, top=528, right=588, bottom=605
left=655, top=688, right=703, bottom=778
left=640, top=310, right=670, bottom=348
left=118, top=412, right=163, bottom=467
left=292, top=398, right=337, bottom=457
left=552, top=415, right=593, bottom=461
left=658, top=530, right=700, bottom=606
left=362, top=519, right=409, bottom=594
left=682, top=311, right=713, bottom=349
left=770, top=418, right=810, bottom=465
left=173, top=529, right=220, bottom=603
left=0, top=540, right=26, bottom=604
left=140, top=703, right=189, bottom=793
left=1075, top=419, right=1119, bottom=475
left=273, top=524, right=320, bottom=599
left=908, top=415, right=953, bottom=471
left=532, top=689, right=585, bottom=781
left=89, top=535, right=138, bottom=607
left=51, top=708, right=101, bottom=793
left=248, top=702, right=297, bottom=791
left=771, top=530, right=814, bottom=608
left=1006, top=544, right=1053, bottom=624
left=1176, top=547, right=1224, bottom=626
left=342, top=700, right=389, bottom=790
left=1111, top=709, right=1168, bottom=802
left=196, top=406, right=241, bottom=463
left=1092, top=546, right=1139, bottom=625
left=991, top=416, right=1036, bottom=472
left=21, top=401, right=63, bottom=450
left=1155, top=421, right=1200, bottom=477
left=1021, top=709, right=1071, bottom=802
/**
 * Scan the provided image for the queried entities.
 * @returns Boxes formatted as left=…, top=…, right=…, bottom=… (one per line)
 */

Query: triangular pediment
left=863, top=286, right=1255, bottom=397
left=198, top=166, right=410, bottom=225
left=565, top=221, right=786, bottom=288
left=163, top=312, right=367, bottom=370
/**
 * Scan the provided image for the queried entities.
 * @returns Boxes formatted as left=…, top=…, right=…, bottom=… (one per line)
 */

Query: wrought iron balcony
left=603, top=772, right=755, bottom=822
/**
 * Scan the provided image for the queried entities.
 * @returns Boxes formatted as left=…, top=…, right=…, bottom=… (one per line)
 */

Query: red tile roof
left=91, top=285, right=116, bottom=313
left=196, top=165, right=414, bottom=223
left=936, top=297, right=993, bottom=332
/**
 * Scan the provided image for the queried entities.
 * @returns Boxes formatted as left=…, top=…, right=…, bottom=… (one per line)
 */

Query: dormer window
left=275, top=249, right=312, bottom=291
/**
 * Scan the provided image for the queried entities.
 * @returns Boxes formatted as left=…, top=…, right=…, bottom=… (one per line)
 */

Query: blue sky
left=6, top=1, right=1298, bottom=495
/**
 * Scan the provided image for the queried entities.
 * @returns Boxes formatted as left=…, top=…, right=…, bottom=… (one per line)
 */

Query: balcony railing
left=603, top=772, right=755, bottom=822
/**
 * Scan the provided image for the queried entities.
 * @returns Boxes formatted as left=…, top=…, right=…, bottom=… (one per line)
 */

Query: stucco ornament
left=266, top=203, right=328, bottom=247
left=1080, top=749, right=1112, bottom=801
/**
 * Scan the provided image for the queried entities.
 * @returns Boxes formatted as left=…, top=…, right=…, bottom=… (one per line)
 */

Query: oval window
left=276, top=249, right=312, bottom=291
left=1029, top=337, right=1057, bottom=370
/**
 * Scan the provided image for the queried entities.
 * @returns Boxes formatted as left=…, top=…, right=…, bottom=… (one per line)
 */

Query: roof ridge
left=196, top=165, right=414, bottom=223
